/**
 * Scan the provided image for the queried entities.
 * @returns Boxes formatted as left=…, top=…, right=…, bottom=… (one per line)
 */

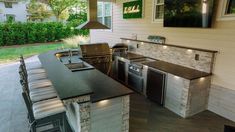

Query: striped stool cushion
left=30, top=86, right=57, bottom=103
left=33, top=98, right=65, bottom=120
left=26, top=61, right=42, bottom=70
left=27, top=68, right=46, bottom=75
left=29, top=79, right=53, bottom=90
left=28, top=73, right=48, bottom=82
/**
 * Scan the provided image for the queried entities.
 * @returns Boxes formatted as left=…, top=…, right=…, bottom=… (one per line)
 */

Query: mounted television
left=164, top=0, right=214, bottom=28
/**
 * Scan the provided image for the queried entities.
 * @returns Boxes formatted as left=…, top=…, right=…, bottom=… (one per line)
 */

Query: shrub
left=3, top=23, right=15, bottom=45
left=0, top=22, right=89, bottom=46
left=34, top=23, right=47, bottom=43
left=12, top=23, right=27, bottom=45
left=0, top=24, right=3, bottom=46
left=25, top=23, right=37, bottom=43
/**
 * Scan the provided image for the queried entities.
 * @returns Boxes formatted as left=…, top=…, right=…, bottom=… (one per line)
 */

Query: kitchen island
left=39, top=50, right=133, bottom=132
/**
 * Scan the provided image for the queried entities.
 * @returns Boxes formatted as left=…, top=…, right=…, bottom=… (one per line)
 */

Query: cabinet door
left=118, top=60, right=126, bottom=83
left=146, top=69, right=166, bottom=105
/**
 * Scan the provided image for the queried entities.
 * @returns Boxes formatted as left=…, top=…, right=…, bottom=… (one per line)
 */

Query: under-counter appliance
left=127, top=58, right=156, bottom=93
left=128, top=63, right=143, bottom=92
left=146, top=68, right=166, bottom=106
left=118, top=60, right=126, bottom=83
left=116, top=52, right=146, bottom=84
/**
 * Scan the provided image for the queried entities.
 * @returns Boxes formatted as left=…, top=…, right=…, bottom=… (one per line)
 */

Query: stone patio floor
left=0, top=56, right=40, bottom=132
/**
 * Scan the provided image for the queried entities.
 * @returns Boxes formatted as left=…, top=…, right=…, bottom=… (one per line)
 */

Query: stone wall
left=65, top=95, right=131, bottom=132
left=64, top=95, right=91, bottom=132
left=187, top=77, right=211, bottom=117
left=122, top=95, right=130, bottom=132
left=124, top=40, right=215, bottom=73
left=79, top=102, right=91, bottom=132
left=90, top=96, right=127, bottom=132
left=165, top=74, right=211, bottom=118
left=165, top=74, right=190, bottom=117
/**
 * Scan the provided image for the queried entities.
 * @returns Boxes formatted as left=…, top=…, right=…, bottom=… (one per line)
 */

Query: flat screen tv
left=164, top=0, right=214, bottom=28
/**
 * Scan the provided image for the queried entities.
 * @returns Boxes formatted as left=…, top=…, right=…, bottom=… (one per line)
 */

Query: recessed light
left=98, top=100, right=109, bottom=105
left=174, top=76, right=180, bottom=79
left=200, top=77, right=205, bottom=81
left=187, top=49, right=193, bottom=54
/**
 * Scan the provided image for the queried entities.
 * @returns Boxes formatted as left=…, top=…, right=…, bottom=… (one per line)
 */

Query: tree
left=44, top=0, right=82, bottom=21
left=27, top=0, right=52, bottom=22
left=67, top=0, right=87, bottom=26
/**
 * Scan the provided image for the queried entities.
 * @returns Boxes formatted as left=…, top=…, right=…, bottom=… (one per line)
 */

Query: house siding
left=90, top=0, right=235, bottom=122
left=0, top=2, right=28, bottom=22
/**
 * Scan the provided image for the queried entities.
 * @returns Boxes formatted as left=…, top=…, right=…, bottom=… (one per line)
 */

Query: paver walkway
left=0, top=56, right=39, bottom=132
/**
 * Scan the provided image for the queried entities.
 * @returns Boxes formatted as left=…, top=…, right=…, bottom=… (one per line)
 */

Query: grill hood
left=76, top=0, right=109, bottom=29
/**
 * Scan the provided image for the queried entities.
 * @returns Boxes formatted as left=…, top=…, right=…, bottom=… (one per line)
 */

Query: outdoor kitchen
left=1, top=0, right=235, bottom=132
left=21, top=39, right=218, bottom=131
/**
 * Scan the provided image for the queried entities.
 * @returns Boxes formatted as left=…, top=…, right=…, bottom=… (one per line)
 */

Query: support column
left=122, top=95, right=130, bottom=132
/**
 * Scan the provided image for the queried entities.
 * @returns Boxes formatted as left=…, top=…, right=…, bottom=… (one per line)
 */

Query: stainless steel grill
left=80, top=43, right=112, bottom=75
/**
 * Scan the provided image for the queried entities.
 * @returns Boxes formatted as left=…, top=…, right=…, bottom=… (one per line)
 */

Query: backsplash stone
left=125, top=41, right=215, bottom=73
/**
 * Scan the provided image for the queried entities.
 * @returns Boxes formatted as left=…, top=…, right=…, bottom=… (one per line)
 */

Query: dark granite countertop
left=39, top=50, right=133, bottom=102
left=143, top=61, right=212, bottom=80
left=119, top=52, right=146, bottom=60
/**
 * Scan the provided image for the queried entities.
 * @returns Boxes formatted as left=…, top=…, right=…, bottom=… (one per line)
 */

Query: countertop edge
left=144, top=61, right=212, bottom=80
left=91, top=92, right=134, bottom=103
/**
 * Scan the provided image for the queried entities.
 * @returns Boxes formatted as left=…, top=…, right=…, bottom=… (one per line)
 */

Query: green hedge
left=0, top=22, right=89, bottom=46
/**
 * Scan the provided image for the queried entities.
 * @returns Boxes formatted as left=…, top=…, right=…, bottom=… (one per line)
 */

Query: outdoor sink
left=65, top=62, right=94, bottom=72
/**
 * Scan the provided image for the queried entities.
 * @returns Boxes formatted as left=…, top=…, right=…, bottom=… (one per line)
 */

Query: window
left=153, top=0, right=164, bottom=22
left=225, top=0, right=235, bottom=14
left=219, top=0, right=235, bottom=20
left=6, top=14, right=15, bottom=22
left=97, top=2, right=112, bottom=29
left=4, top=2, right=13, bottom=8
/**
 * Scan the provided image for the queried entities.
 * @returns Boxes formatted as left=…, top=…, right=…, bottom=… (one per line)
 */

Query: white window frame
left=97, top=1, right=113, bottom=32
left=152, top=0, right=164, bottom=23
left=217, top=0, right=235, bottom=21
left=4, top=2, right=13, bottom=8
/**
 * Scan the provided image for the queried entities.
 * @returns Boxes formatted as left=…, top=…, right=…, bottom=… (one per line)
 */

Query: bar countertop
left=39, top=50, right=133, bottom=102
left=143, top=61, right=212, bottom=80
left=119, top=52, right=146, bottom=60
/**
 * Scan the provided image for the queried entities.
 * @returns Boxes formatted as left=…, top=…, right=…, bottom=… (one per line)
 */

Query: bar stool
left=19, top=59, right=46, bottom=76
left=21, top=80, right=57, bottom=103
left=20, top=55, right=43, bottom=70
left=22, top=92, right=67, bottom=132
left=19, top=67, right=58, bottom=103
left=19, top=63, right=47, bottom=84
left=19, top=67, right=56, bottom=102
left=19, top=56, right=47, bottom=82
left=19, top=64, right=52, bottom=89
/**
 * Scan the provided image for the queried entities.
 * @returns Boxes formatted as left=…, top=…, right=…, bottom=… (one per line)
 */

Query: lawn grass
left=0, top=43, right=70, bottom=63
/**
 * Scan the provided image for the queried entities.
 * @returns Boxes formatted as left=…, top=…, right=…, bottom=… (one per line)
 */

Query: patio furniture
left=19, top=56, right=47, bottom=82
left=19, top=58, right=46, bottom=76
left=19, top=64, right=53, bottom=89
left=20, top=55, right=43, bottom=70
left=19, top=67, right=58, bottom=103
left=27, top=73, right=48, bottom=83
left=22, top=92, right=67, bottom=132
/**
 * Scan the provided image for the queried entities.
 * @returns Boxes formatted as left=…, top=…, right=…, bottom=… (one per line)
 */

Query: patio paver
left=0, top=56, right=40, bottom=132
